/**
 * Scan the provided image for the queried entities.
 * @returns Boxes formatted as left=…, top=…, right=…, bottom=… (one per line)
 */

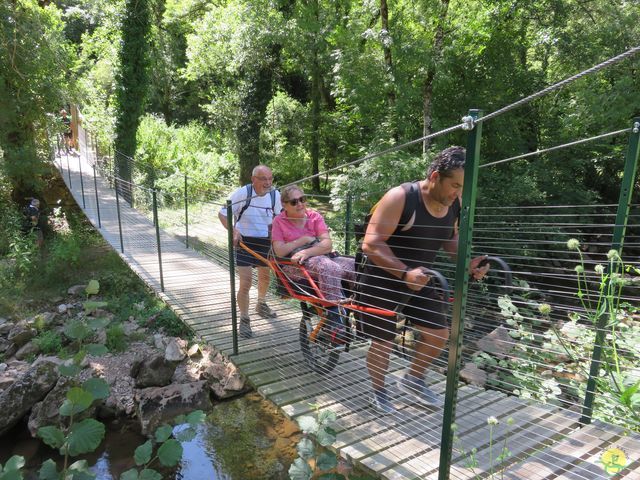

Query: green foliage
left=0, top=455, right=25, bottom=480
left=105, top=323, right=127, bottom=352
left=0, top=0, right=74, bottom=196
left=289, top=408, right=371, bottom=480
left=135, top=115, right=238, bottom=201
left=34, top=330, right=64, bottom=355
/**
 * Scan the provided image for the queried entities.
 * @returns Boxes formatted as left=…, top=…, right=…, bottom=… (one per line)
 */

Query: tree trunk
left=114, top=0, right=151, bottom=204
left=236, top=57, right=278, bottom=185
left=422, top=0, right=449, bottom=154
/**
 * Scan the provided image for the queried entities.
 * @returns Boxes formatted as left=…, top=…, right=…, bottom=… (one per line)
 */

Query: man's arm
left=218, top=210, right=241, bottom=245
left=362, top=186, right=431, bottom=291
left=443, top=226, right=489, bottom=280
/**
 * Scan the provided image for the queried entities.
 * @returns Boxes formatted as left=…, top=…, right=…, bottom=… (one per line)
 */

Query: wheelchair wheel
left=299, top=303, right=341, bottom=374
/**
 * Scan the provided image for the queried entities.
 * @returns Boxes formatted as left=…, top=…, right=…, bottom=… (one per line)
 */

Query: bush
left=34, top=330, right=63, bottom=355
left=106, top=323, right=127, bottom=352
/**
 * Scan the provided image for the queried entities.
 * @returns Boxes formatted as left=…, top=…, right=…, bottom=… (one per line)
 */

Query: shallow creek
left=0, top=392, right=301, bottom=479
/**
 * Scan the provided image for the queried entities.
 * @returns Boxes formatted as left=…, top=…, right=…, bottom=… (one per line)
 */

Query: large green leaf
left=0, top=470, right=22, bottom=480
left=37, top=459, right=59, bottom=480
left=297, top=416, right=318, bottom=434
left=174, top=426, right=197, bottom=442
left=82, top=378, right=110, bottom=400
left=64, top=321, right=90, bottom=342
left=85, top=344, right=108, bottom=356
left=120, top=469, right=139, bottom=480
left=154, top=425, right=173, bottom=443
left=317, top=410, right=336, bottom=426
left=134, top=440, right=153, bottom=466
left=58, top=363, right=82, bottom=377
left=139, top=470, right=162, bottom=480
left=2, top=456, right=25, bottom=472
left=316, top=452, right=338, bottom=471
left=316, top=426, right=336, bottom=447
left=85, top=280, right=100, bottom=296
left=157, top=439, right=182, bottom=467
left=86, top=317, right=110, bottom=330
left=67, top=460, right=95, bottom=480
left=67, top=419, right=105, bottom=456
left=296, top=437, right=314, bottom=460
left=60, top=388, right=94, bottom=416
left=288, top=458, right=313, bottom=480
left=185, top=410, right=206, bottom=426
left=37, top=426, right=65, bottom=449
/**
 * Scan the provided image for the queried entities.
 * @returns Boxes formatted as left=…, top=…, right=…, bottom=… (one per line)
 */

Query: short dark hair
left=426, top=146, right=466, bottom=178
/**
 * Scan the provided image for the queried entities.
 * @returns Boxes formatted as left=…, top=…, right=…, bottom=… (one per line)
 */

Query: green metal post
left=78, top=154, right=86, bottom=208
left=152, top=190, right=165, bottom=292
left=438, top=109, right=483, bottom=480
left=67, top=155, right=72, bottom=188
left=93, top=165, right=101, bottom=228
left=115, top=178, right=124, bottom=253
left=227, top=199, right=239, bottom=355
left=580, top=117, right=640, bottom=425
left=344, top=194, right=353, bottom=254
left=185, top=175, right=189, bottom=248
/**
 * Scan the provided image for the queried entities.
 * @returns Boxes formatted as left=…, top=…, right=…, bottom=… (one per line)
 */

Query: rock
left=0, top=363, right=6, bottom=373
left=8, top=323, right=36, bottom=347
left=460, top=362, right=488, bottom=387
left=15, top=342, right=40, bottom=361
left=206, top=362, right=248, bottom=400
left=131, top=354, right=177, bottom=388
left=153, top=334, right=165, bottom=350
left=475, top=326, right=515, bottom=358
left=0, top=375, right=15, bottom=390
left=187, top=344, right=201, bottom=358
left=94, top=330, right=107, bottom=345
left=164, top=338, right=187, bottom=362
left=122, top=321, right=139, bottom=336
left=57, top=304, right=68, bottom=314
left=0, top=359, right=59, bottom=436
left=67, top=284, right=87, bottom=296
left=0, top=322, right=13, bottom=336
left=33, top=312, right=57, bottom=328
left=0, top=338, right=11, bottom=353
left=136, top=381, right=212, bottom=436
left=28, top=377, right=79, bottom=436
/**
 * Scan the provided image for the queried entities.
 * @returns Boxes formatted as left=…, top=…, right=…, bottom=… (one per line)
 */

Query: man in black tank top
left=360, top=146, right=489, bottom=414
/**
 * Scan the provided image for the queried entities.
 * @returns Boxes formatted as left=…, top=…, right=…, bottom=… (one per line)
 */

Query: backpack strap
left=269, top=189, right=276, bottom=216
left=235, top=184, right=253, bottom=223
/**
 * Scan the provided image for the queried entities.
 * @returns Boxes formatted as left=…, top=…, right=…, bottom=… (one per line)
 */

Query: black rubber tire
left=299, top=310, right=340, bottom=374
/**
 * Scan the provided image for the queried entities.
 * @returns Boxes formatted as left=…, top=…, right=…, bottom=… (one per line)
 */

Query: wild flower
left=567, top=238, right=580, bottom=250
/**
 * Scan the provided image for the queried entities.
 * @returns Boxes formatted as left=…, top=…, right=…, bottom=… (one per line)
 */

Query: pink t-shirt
left=271, top=209, right=329, bottom=243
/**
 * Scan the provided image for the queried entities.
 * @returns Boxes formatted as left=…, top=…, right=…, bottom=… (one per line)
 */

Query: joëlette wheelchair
left=239, top=241, right=459, bottom=374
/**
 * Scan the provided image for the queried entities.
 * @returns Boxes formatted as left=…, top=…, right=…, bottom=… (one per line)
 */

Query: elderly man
left=219, top=165, right=282, bottom=338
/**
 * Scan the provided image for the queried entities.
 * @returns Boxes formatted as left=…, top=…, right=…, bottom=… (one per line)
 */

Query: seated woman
left=271, top=185, right=355, bottom=306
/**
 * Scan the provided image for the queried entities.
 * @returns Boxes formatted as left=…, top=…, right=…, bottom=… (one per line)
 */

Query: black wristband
left=400, top=267, right=410, bottom=281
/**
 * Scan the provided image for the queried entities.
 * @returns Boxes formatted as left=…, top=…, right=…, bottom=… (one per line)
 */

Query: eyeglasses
left=255, top=176, right=273, bottom=182
left=287, top=196, right=307, bottom=206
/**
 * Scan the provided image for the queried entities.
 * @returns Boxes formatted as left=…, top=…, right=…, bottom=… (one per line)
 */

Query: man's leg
left=367, top=338, right=394, bottom=391
left=256, top=266, right=270, bottom=303
left=408, top=325, right=449, bottom=378
left=255, top=265, right=277, bottom=318
left=236, top=266, right=252, bottom=317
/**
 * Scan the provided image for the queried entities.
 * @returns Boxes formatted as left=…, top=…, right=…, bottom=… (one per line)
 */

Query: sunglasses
left=287, top=196, right=307, bottom=206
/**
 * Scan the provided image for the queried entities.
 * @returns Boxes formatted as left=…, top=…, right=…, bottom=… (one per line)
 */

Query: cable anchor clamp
left=633, top=122, right=640, bottom=134
left=461, top=115, right=475, bottom=131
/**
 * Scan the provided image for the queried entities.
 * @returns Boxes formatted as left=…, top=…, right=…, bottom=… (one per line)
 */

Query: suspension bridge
left=52, top=46, right=640, bottom=479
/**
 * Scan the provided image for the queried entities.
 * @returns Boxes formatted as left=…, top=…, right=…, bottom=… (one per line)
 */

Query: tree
left=0, top=0, right=73, bottom=200
left=113, top=0, right=152, bottom=202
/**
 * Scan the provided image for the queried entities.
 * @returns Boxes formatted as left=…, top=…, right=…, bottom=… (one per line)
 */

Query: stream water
left=0, top=392, right=300, bottom=479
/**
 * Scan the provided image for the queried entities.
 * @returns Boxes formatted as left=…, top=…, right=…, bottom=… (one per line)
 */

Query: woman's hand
left=291, top=249, right=310, bottom=264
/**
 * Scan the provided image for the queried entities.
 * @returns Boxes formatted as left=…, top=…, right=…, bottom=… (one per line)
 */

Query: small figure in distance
left=22, top=198, right=44, bottom=248
left=359, top=146, right=490, bottom=414
left=60, top=109, right=72, bottom=154
left=219, top=165, right=282, bottom=339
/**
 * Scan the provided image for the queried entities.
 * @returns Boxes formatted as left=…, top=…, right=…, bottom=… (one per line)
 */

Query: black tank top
left=387, top=181, right=460, bottom=269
